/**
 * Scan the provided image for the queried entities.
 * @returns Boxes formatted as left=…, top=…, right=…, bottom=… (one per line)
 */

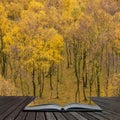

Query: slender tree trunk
left=69, top=44, right=72, bottom=65
left=116, top=53, right=120, bottom=73
left=112, top=47, right=115, bottom=73
left=32, top=65, right=36, bottom=96
left=65, top=41, right=70, bottom=68
left=89, top=64, right=94, bottom=104
left=75, top=58, right=80, bottom=102
left=13, top=71, right=17, bottom=87
left=89, top=85, right=92, bottom=104
left=60, top=62, right=63, bottom=83
left=25, top=66, right=30, bottom=95
left=49, top=63, right=54, bottom=90
left=1, top=53, right=7, bottom=78
left=0, top=36, right=7, bottom=78
left=49, top=63, right=54, bottom=98
left=82, top=50, right=87, bottom=101
left=39, top=68, right=45, bottom=98
left=50, top=72, right=53, bottom=90
left=56, top=65, right=59, bottom=98
left=9, top=60, right=13, bottom=83
left=20, top=69, right=24, bottom=96
left=83, top=76, right=87, bottom=101
left=50, top=71, right=53, bottom=98
left=41, top=71, right=45, bottom=96
left=74, top=40, right=81, bottom=102
left=38, top=68, right=42, bottom=97
left=105, top=44, right=109, bottom=96
left=96, top=65, right=100, bottom=97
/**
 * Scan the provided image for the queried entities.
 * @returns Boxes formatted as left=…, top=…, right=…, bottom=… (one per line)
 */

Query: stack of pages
left=24, top=102, right=102, bottom=112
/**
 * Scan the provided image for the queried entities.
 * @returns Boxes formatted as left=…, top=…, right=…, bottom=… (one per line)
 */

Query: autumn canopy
left=0, top=0, right=120, bottom=104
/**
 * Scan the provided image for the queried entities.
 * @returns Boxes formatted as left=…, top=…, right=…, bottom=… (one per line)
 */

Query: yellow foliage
left=0, top=3, right=6, bottom=17
left=62, top=0, right=80, bottom=19
left=0, top=0, right=120, bottom=101
left=0, top=76, right=19, bottom=96
left=4, top=3, right=64, bottom=72
left=109, top=74, right=120, bottom=96
left=29, top=0, right=44, bottom=12
left=6, top=2, right=22, bottom=20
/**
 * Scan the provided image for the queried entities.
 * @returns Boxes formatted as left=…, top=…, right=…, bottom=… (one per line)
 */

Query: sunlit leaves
left=4, top=0, right=64, bottom=72
left=0, top=75, right=19, bottom=95
left=0, top=0, right=120, bottom=97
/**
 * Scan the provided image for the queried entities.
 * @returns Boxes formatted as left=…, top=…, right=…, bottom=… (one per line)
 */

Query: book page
left=24, top=101, right=62, bottom=111
left=63, top=103, right=102, bottom=111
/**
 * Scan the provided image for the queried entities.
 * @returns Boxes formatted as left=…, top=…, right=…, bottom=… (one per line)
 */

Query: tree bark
left=32, top=65, right=36, bottom=96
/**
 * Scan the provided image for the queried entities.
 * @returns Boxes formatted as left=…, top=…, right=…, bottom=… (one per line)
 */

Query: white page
left=24, top=104, right=62, bottom=111
left=63, top=103, right=102, bottom=111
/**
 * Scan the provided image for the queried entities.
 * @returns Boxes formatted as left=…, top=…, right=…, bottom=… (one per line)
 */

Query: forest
left=0, top=0, right=120, bottom=105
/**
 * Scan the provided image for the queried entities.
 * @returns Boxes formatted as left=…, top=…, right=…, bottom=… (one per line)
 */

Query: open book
left=24, top=103, right=102, bottom=112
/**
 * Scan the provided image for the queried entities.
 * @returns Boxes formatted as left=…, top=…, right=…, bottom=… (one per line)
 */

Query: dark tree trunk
left=32, top=65, right=36, bottom=96
left=82, top=50, right=87, bottom=101
left=0, top=36, right=7, bottom=78
left=56, top=65, right=59, bottom=98
left=39, top=69, right=45, bottom=98
left=65, top=41, right=70, bottom=68
left=20, top=69, right=24, bottom=96
left=96, top=65, right=100, bottom=97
